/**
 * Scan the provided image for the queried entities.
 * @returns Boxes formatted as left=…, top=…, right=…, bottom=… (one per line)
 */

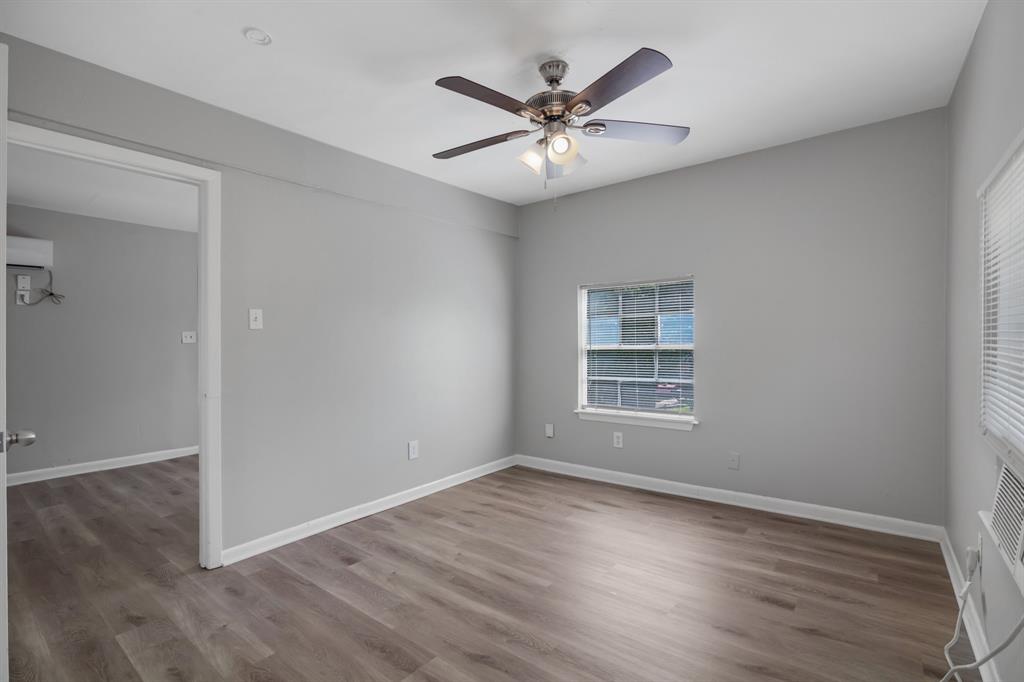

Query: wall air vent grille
left=992, top=464, right=1024, bottom=562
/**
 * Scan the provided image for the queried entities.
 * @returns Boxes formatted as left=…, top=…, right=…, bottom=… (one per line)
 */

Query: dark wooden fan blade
left=581, top=119, right=690, bottom=144
left=436, top=76, right=544, bottom=120
left=566, top=48, right=672, bottom=117
left=433, top=130, right=532, bottom=159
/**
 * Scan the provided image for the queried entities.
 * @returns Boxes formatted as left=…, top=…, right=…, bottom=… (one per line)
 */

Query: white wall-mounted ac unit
left=981, top=460, right=1024, bottom=597
left=6, top=236, right=54, bottom=269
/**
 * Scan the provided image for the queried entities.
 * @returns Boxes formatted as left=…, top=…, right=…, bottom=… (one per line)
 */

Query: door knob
left=6, top=430, right=36, bottom=449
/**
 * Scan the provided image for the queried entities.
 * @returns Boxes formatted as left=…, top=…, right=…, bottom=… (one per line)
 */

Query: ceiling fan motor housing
left=526, top=89, right=578, bottom=120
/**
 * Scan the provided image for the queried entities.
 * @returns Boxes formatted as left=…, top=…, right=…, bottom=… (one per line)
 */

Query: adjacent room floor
left=8, top=456, right=978, bottom=681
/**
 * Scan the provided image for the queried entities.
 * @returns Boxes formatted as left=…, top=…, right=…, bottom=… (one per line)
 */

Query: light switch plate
left=248, top=308, right=264, bottom=330
left=16, top=275, right=31, bottom=291
left=181, top=331, right=197, bottom=344
left=545, top=423, right=554, bottom=438
left=407, top=440, right=419, bottom=460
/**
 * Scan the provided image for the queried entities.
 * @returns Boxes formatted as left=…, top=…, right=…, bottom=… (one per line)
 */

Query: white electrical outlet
left=613, top=432, right=623, bottom=449
left=545, top=423, right=554, bottom=438
left=407, top=440, right=419, bottom=460
left=14, top=291, right=30, bottom=306
left=16, top=275, right=31, bottom=291
left=727, top=451, right=741, bottom=470
left=966, top=545, right=982, bottom=576
left=181, top=331, right=197, bottom=344
left=248, top=308, right=264, bottom=330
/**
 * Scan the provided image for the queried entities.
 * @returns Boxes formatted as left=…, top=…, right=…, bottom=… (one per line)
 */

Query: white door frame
left=1, top=42, right=10, bottom=682
left=6, top=120, right=225, bottom=568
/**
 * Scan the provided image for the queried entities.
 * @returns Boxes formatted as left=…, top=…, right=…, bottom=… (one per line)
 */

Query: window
left=577, top=278, right=697, bottom=430
left=981, top=134, right=1024, bottom=465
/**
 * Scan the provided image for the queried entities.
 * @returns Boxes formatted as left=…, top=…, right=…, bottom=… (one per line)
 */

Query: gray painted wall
left=947, top=0, right=1024, bottom=676
left=1, top=34, right=517, bottom=548
left=516, top=108, right=948, bottom=525
left=5, top=204, right=197, bottom=474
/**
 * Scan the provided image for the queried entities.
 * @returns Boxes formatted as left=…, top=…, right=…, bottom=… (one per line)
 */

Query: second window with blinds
left=980, top=131, right=1024, bottom=472
left=577, top=278, right=698, bottom=430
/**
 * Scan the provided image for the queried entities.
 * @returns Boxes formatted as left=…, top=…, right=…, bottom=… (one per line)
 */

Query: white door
left=1, top=41, right=9, bottom=682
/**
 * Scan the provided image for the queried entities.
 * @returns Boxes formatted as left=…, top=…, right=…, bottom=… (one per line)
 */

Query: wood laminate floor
left=8, top=455, right=980, bottom=681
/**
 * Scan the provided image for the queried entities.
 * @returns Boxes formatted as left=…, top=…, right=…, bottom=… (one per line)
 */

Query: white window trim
left=982, top=428, right=1024, bottom=484
left=577, top=276, right=698, bottom=431
left=575, top=408, right=699, bottom=431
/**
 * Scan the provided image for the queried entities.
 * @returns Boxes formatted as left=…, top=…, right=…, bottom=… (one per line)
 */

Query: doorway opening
left=5, top=122, right=223, bottom=568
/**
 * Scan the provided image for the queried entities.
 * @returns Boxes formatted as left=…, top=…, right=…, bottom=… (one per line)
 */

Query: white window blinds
left=981, top=138, right=1024, bottom=455
left=580, top=278, right=694, bottom=417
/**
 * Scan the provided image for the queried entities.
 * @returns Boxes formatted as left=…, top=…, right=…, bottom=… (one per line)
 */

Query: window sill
left=574, top=408, right=699, bottom=431
left=982, top=428, right=1024, bottom=478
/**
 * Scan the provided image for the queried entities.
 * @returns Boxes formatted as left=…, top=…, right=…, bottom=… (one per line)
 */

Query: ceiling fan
left=432, top=48, right=690, bottom=180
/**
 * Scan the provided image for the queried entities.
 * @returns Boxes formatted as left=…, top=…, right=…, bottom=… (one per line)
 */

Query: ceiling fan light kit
left=543, top=121, right=579, bottom=165
left=432, top=48, right=690, bottom=183
left=518, top=140, right=546, bottom=176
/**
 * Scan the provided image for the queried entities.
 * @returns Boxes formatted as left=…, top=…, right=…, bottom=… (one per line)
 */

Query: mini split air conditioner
left=6, top=236, right=54, bottom=269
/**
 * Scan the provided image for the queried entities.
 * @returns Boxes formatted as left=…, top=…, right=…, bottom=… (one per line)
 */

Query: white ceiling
left=0, top=1, right=986, bottom=205
left=8, top=145, right=199, bottom=232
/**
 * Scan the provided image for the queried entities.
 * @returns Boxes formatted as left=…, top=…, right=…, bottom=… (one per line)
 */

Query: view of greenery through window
left=583, top=279, right=695, bottom=415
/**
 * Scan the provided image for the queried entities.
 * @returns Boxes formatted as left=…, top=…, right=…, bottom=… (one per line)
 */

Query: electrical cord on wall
left=940, top=547, right=1024, bottom=682
left=10, top=269, right=66, bottom=305
left=27, top=269, right=66, bottom=305
left=942, top=613, right=1024, bottom=682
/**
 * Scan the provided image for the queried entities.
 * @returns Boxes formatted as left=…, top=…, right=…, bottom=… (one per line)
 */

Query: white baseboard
left=7, top=446, right=198, bottom=486
left=940, top=531, right=999, bottom=682
left=512, top=454, right=945, bottom=541
left=221, top=456, right=518, bottom=565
